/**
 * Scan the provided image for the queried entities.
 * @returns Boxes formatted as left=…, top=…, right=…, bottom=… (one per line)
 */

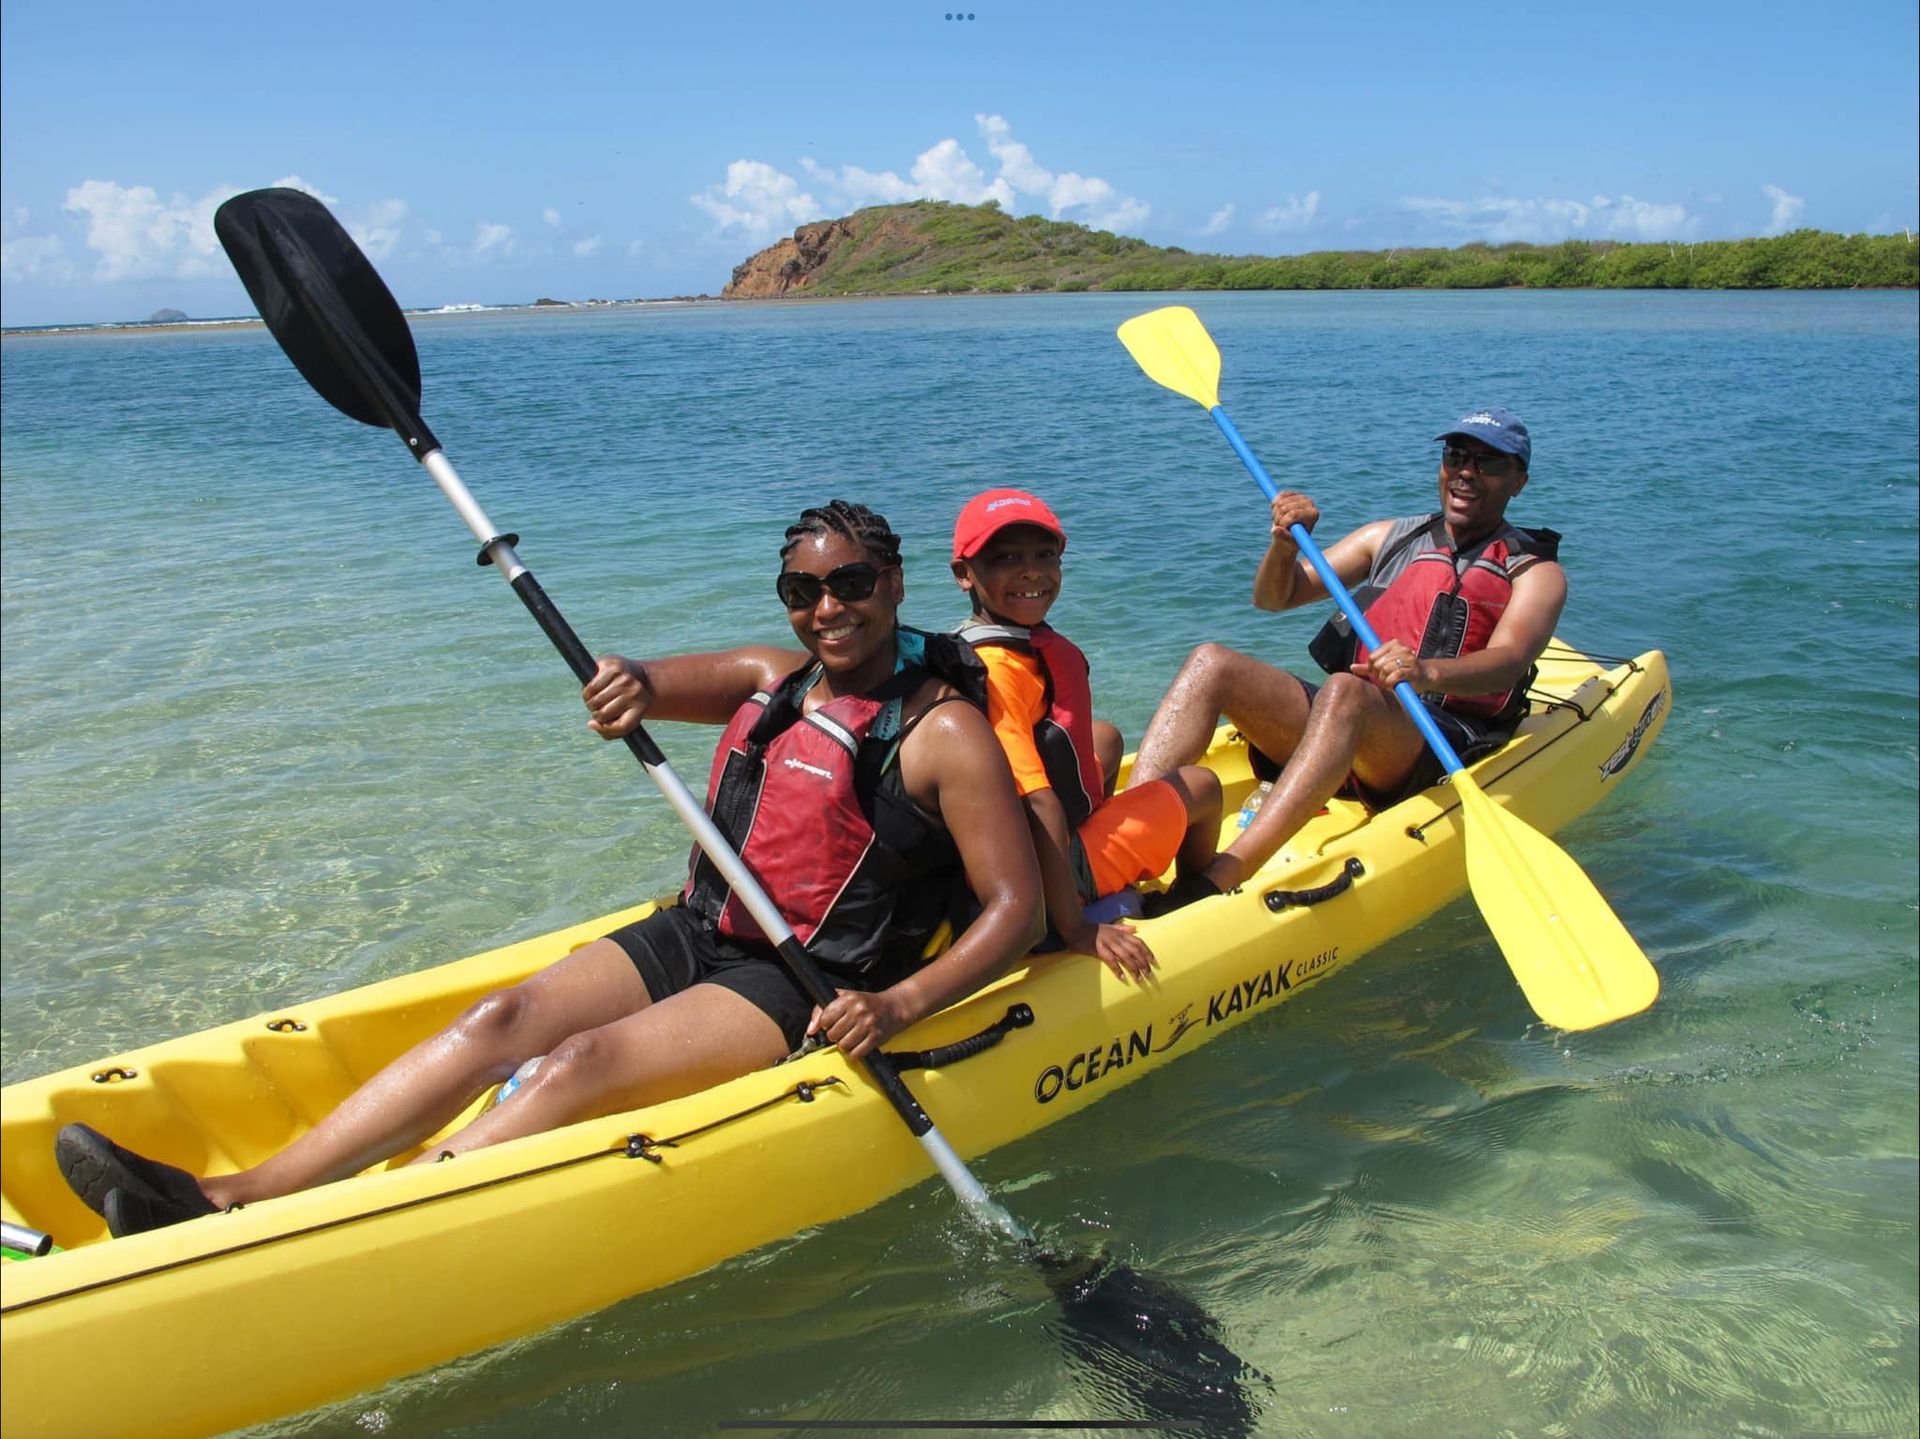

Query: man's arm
left=1253, top=493, right=1391, bottom=613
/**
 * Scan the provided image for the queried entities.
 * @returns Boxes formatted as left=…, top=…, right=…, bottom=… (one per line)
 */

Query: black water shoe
left=1140, top=872, right=1224, bottom=918
left=55, top=1123, right=216, bottom=1225
left=102, top=1184, right=214, bottom=1237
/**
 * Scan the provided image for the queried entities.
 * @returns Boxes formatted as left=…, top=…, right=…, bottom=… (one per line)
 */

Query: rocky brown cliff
left=723, top=219, right=856, bottom=298
left=722, top=209, right=943, bottom=298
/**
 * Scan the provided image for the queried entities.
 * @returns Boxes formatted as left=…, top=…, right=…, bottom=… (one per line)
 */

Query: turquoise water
left=3, top=291, right=1915, bottom=1436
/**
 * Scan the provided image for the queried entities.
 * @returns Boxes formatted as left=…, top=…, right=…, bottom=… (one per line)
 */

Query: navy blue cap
left=1436, top=408, right=1530, bottom=465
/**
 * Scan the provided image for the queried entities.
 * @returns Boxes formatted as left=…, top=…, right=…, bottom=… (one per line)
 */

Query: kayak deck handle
left=1263, top=858, right=1364, bottom=913
left=887, top=1004, right=1036, bottom=1072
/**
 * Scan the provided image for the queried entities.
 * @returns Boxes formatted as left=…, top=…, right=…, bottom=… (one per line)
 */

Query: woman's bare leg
left=203, top=939, right=650, bottom=1207
left=413, top=983, right=788, bottom=1161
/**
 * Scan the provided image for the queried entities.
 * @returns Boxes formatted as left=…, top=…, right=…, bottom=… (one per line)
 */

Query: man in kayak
left=56, top=500, right=1043, bottom=1237
left=1126, top=408, right=1566, bottom=911
left=950, top=488, right=1223, bottom=979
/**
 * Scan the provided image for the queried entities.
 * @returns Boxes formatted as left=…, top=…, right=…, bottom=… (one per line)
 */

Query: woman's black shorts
left=601, top=903, right=845, bottom=1051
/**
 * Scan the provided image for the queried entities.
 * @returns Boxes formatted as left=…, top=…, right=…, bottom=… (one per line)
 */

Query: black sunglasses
left=774, top=561, right=891, bottom=610
left=1442, top=446, right=1522, bottom=479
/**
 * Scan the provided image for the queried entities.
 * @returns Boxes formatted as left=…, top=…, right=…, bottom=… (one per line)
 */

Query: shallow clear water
left=3, top=290, right=1915, bottom=1436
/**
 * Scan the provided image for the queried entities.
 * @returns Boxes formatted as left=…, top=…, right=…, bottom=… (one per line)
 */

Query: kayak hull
left=0, top=645, right=1670, bottom=1438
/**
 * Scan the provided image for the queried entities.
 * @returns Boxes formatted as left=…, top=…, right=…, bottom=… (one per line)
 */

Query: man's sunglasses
left=774, top=561, right=892, bottom=610
left=1442, top=446, right=1522, bottom=479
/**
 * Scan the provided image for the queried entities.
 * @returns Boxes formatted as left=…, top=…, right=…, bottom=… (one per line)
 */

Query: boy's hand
left=1064, top=919, right=1157, bottom=983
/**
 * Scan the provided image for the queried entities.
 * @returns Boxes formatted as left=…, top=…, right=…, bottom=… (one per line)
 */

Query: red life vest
left=681, top=630, right=984, bottom=979
left=956, top=619, right=1104, bottom=828
left=1313, top=514, right=1561, bottom=724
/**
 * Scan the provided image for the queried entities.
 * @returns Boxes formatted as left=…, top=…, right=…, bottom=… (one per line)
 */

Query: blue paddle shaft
left=1207, top=405, right=1467, bottom=775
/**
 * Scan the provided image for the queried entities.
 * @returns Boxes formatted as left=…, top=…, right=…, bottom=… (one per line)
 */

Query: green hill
left=721, top=201, right=1918, bottom=297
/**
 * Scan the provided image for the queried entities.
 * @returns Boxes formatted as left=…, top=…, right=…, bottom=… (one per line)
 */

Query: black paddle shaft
left=214, top=186, right=934, bottom=1137
left=213, top=192, right=1258, bottom=1411
left=503, top=565, right=935, bottom=1136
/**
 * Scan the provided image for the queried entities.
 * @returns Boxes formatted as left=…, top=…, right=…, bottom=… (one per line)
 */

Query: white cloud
left=1401, top=192, right=1698, bottom=243
left=60, top=180, right=239, bottom=281
left=1762, top=184, right=1805, bottom=235
left=424, top=219, right=518, bottom=265
left=543, top=208, right=563, bottom=228
left=574, top=235, right=603, bottom=257
left=269, top=175, right=337, bottom=206
left=975, top=114, right=1052, bottom=193
left=800, top=158, right=918, bottom=205
left=47, top=175, right=381, bottom=283
left=0, top=219, right=73, bottom=283
left=349, top=198, right=408, bottom=260
left=1200, top=204, right=1236, bottom=237
left=912, top=138, right=1017, bottom=208
left=472, top=221, right=515, bottom=259
left=692, top=115, right=1148, bottom=238
left=797, top=141, right=1014, bottom=211
left=1592, top=194, right=1694, bottom=240
left=800, top=158, right=919, bottom=206
left=1259, top=192, right=1322, bottom=233
left=974, top=114, right=1147, bottom=231
left=690, top=160, right=823, bottom=238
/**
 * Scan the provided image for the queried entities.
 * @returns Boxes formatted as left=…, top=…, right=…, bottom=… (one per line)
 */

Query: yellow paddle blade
left=1455, top=776, right=1660, bottom=1030
left=1117, top=306, right=1222, bottom=410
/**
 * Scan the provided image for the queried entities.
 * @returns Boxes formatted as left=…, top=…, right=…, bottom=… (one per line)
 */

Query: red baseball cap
left=952, top=488, right=1068, bottom=560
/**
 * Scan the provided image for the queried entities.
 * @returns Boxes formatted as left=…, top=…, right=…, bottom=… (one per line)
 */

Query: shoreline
left=0, top=296, right=725, bottom=340
left=6, top=283, right=1914, bottom=338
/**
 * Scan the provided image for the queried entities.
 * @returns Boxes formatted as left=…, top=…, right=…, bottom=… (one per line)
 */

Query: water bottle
left=1235, top=781, right=1273, bottom=830
left=492, top=1055, right=545, bottom=1106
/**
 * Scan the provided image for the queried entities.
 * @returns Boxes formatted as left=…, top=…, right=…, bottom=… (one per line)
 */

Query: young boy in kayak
left=951, top=488, right=1222, bottom=980
left=1125, top=409, right=1567, bottom=910
left=56, top=501, right=1042, bottom=1237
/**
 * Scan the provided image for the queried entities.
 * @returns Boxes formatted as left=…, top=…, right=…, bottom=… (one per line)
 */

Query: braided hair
left=779, top=499, right=902, bottom=568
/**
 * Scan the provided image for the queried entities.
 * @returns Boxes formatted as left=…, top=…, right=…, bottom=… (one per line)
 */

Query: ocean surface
left=3, top=290, right=1915, bottom=1437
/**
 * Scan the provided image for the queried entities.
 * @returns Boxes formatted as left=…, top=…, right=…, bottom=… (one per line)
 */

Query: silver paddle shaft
left=418, top=447, right=1025, bottom=1241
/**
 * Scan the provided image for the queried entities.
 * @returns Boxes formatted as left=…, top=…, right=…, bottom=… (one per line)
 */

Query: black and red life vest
left=681, top=629, right=987, bottom=979
left=955, top=619, right=1104, bottom=828
left=1310, top=513, right=1562, bottom=724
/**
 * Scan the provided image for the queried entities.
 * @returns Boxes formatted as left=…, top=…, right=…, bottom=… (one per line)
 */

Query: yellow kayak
left=0, top=642, right=1670, bottom=1439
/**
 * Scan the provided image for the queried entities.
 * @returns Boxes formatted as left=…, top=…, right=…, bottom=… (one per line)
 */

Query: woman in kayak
left=56, top=500, right=1043, bottom=1237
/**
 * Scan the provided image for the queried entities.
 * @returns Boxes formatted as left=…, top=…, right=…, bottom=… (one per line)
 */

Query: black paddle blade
left=215, top=187, right=437, bottom=456
left=1039, top=1249, right=1266, bottom=1437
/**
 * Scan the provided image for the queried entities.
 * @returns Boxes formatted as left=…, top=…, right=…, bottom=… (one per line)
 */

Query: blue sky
left=3, top=0, right=1915, bottom=326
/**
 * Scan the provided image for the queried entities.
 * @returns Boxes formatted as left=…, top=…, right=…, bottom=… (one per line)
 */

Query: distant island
left=723, top=201, right=1919, bottom=298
